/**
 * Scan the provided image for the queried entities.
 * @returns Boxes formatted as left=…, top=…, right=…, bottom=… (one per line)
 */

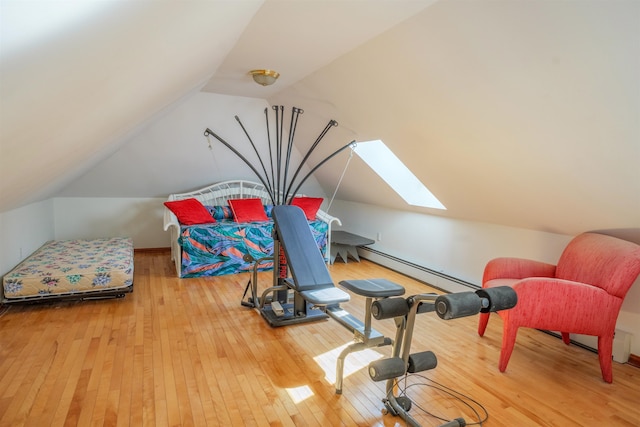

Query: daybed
left=163, top=180, right=341, bottom=278
left=2, top=237, right=134, bottom=303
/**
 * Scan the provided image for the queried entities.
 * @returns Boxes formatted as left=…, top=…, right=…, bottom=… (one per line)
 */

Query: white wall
left=53, top=197, right=168, bottom=249
left=330, top=200, right=640, bottom=357
left=57, top=92, right=326, bottom=201
left=0, top=197, right=167, bottom=279
left=0, top=200, right=55, bottom=277
left=2, top=194, right=639, bottom=357
left=330, top=200, right=572, bottom=285
left=2, top=92, right=331, bottom=265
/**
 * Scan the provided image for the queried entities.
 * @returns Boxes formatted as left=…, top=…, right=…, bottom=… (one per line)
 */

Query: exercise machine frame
left=367, top=287, right=517, bottom=427
left=241, top=206, right=517, bottom=425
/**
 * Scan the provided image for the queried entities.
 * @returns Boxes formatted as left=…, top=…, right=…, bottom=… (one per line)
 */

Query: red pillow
left=229, top=198, right=268, bottom=223
left=291, top=197, right=323, bottom=220
left=164, top=198, right=215, bottom=225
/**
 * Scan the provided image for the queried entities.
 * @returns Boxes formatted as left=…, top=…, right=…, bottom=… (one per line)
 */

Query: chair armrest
left=483, top=257, right=556, bottom=284
left=316, top=209, right=341, bottom=263
left=508, top=277, right=620, bottom=333
left=163, top=207, right=180, bottom=232
left=316, top=209, right=342, bottom=228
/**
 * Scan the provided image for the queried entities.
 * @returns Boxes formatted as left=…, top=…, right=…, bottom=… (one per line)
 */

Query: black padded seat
left=339, top=278, right=405, bottom=298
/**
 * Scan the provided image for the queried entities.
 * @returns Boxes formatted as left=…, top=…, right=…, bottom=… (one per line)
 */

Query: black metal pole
left=285, top=119, right=338, bottom=201
left=283, top=107, right=303, bottom=200
left=288, top=140, right=356, bottom=203
left=264, top=108, right=276, bottom=196
left=203, top=128, right=276, bottom=204
left=273, top=105, right=283, bottom=204
left=277, top=105, right=284, bottom=203
left=235, top=115, right=272, bottom=193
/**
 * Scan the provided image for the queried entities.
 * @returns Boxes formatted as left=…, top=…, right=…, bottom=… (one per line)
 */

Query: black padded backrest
left=272, top=205, right=334, bottom=291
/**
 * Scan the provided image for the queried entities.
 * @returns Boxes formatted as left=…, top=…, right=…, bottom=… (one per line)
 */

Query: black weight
left=396, top=396, right=412, bottom=412
left=372, top=297, right=410, bottom=320
left=476, top=286, right=517, bottom=312
left=407, top=351, right=437, bottom=373
left=368, top=357, right=406, bottom=382
left=435, top=292, right=482, bottom=320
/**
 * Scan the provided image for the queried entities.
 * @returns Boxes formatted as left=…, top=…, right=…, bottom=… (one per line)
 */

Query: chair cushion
left=483, top=278, right=519, bottom=289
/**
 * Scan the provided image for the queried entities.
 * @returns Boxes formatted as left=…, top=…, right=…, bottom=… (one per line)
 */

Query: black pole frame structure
left=204, top=105, right=355, bottom=206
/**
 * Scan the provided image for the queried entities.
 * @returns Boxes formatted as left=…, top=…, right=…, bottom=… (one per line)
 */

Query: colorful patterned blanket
left=179, top=219, right=328, bottom=277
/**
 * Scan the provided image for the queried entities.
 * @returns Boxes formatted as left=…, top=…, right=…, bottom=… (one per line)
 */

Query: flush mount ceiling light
left=249, top=69, right=280, bottom=86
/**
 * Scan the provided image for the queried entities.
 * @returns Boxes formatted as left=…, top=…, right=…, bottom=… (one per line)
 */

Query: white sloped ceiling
left=0, top=0, right=263, bottom=211
left=1, top=0, right=638, bottom=236
left=271, top=0, right=640, bottom=235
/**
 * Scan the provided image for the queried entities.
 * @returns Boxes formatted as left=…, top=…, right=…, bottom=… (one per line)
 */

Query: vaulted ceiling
left=1, top=0, right=638, bottom=236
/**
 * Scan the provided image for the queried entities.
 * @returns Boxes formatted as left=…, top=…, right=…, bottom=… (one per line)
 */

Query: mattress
left=2, top=237, right=134, bottom=301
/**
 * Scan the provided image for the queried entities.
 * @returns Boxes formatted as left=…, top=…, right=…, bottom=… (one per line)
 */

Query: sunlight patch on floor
left=313, top=342, right=385, bottom=384
left=285, top=385, right=314, bottom=404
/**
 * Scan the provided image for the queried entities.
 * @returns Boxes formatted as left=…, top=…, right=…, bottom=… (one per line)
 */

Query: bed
left=163, top=180, right=341, bottom=278
left=2, top=237, right=134, bottom=303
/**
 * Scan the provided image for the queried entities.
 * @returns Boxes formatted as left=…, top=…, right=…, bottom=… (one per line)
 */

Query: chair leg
left=498, top=323, right=519, bottom=372
left=478, top=312, right=490, bottom=337
left=561, top=332, right=571, bottom=345
left=597, top=334, right=614, bottom=383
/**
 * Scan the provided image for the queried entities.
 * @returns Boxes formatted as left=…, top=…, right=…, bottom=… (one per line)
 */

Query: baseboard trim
left=134, top=247, right=170, bottom=254
left=628, top=354, right=640, bottom=368
left=358, top=247, right=479, bottom=294
left=541, top=330, right=594, bottom=351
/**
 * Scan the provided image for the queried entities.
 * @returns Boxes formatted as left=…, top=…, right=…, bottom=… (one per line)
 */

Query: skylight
left=353, top=140, right=446, bottom=210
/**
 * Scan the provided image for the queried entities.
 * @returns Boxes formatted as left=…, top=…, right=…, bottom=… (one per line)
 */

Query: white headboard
left=168, top=180, right=274, bottom=206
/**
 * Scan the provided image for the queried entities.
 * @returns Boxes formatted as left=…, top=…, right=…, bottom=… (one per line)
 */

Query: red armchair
left=478, top=232, right=640, bottom=383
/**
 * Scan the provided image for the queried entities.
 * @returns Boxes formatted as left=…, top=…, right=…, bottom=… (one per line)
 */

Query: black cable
left=404, top=381, right=485, bottom=426
left=388, top=373, right=489, bottom=426
left=418, top=374, right=489, bottom=426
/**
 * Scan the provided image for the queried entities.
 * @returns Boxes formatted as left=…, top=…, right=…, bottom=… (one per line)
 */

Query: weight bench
left=248, top=206, right=519, bottom=426
left=258, top=204, right=349, bottom=326
left=254, top=205, right=405, bottom=392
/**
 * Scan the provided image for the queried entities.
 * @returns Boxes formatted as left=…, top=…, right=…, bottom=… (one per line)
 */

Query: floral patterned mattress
left=2, top=237, right=134, bottom=301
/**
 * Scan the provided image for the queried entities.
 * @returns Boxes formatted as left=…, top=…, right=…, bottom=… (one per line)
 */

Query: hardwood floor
left=1, top=250, right=638, bottom=426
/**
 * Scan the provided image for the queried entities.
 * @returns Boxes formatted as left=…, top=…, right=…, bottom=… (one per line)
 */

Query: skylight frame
left=353, top=139, right=445, bottom=210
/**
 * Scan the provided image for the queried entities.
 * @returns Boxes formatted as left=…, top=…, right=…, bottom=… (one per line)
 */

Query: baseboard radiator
left=358, top=247, right=635, bottom=364
left=358, top=247, right=479, bottom=294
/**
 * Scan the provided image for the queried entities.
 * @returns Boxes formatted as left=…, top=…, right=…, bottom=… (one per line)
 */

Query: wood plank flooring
left=0, top=250, right=638, bottom=426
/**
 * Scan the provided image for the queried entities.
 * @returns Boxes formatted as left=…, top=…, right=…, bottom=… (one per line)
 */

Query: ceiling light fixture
left=250, top=69, right=280, bottom=86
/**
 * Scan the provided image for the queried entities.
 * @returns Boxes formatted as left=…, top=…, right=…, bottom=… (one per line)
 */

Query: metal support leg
left=335, top=337, right=393, bottom=394
left=241, top=254, right=274, bottom=308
